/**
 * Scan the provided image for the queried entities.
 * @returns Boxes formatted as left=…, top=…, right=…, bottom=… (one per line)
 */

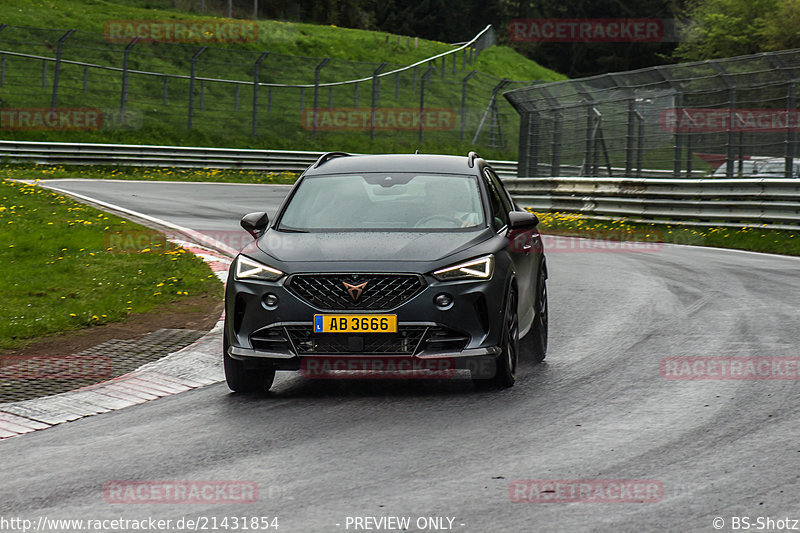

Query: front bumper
left=225, top=267, right=510, bottom=373
left=228, top=344, right=501, bottom=375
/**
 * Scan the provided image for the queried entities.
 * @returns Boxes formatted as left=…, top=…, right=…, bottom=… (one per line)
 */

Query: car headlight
left=433, top=255, right=494, bottom=281
left=234, top=255, right=283, bottom=282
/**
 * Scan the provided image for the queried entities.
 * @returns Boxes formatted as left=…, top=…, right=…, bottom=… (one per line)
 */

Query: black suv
left=224, top=152, right=548, bottom=391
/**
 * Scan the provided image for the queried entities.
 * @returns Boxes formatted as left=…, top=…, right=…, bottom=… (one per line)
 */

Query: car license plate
left=314, top=314, right=397, bottom=333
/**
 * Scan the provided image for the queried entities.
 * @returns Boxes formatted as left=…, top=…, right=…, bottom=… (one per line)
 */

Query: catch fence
left=505, top=49, right=800, bottom=179
left=0, top=23, right=529, bottom=151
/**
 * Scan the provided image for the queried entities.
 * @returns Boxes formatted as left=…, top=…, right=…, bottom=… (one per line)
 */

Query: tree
left=759, top=0, right=800, bottom=50
left=498, top=0, right=686, bottom=77
left=673, top=0, right=777, bottom=61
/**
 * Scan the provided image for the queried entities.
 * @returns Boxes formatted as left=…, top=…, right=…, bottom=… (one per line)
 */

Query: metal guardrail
left=6, top=140, right=795, bottom=229
left=0, top=140, right=519, bottom=177
left=504, top=176, right=800, bottom=230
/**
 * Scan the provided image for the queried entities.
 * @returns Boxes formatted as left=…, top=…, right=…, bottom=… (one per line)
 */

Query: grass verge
left=0, top=163, right=300, bottom=184
left=0, top=1, right=565, bottom=158
left=0, top=178, right=223, bottom=350
left=535, top=212, right=800, bottom=256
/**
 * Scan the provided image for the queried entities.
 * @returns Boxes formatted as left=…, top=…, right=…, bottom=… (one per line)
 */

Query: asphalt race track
left=2, top=179, right=799, bottom=532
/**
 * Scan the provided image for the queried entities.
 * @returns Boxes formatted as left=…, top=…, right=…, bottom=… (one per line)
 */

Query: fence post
left=529, top=110, right=540, bottom=176
left=418, top=64, right=434, bottom=143
left=724, top=88, right=737, bottom=178
left=252, top=51, right=268, bottom=137
left=371, top=62, right=387, bottom=140
left=583, top=104, right=593, bottom=175
left=120, top=37, right=140, bottom=118
left=41, top=60, right=46, bottom=89
left=687, top=118, right=695, bottom=178
left=200, top=80, right=205, bottom=110
left=0, top=25, right=6, bottom=87
left=441, top=57, right=446, bottom=80
left=591, top=110, right=600, bottom=176
left=636, top=110, right=644, bottom=177
left=536, top=86, right=561, bottom=176
left=787, top=82, right=796, bottom=178
left=517, top=112, right=533, bottom=177
left=473, top=79, right=509, bottom=145
left=673, top=93, right=684, bottom=178
left=551, top=111, right=563, bottom=176
left=460, top=71, right=477, bottom=141
left=312, top=58, right=330, bottom=137
left=187, top=46, right=208, bottom=130
left=163, top=76, right=168, bottom=105
left=625, top=96, right=636, bottom=176
left=50, top=29, right=76, bottom=109
left=83, top=67, right=88, bottom=93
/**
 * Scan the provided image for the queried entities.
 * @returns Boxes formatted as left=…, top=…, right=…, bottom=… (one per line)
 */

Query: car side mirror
left=508, top=210, right=539, bottom=229
left=240, top=211, right=269, bottom=239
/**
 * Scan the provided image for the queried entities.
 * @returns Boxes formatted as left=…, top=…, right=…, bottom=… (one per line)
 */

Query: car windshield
left=278, top=173, right=486, bottom=231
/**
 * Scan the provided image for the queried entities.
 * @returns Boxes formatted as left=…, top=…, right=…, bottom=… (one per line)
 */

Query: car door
left=482, top=168, right=538, bottom=327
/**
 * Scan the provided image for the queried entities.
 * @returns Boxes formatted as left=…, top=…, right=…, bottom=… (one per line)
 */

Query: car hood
left=255, top=229, right=492, bottom=263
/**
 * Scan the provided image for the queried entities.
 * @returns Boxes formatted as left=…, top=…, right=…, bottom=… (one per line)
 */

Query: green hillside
left=0, top=0, right=565, bottom=158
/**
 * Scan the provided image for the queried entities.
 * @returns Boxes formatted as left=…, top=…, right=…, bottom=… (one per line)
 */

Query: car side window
left=485, top=168, right=515, bottom=212
left=483, top=169, right=509, bottom=231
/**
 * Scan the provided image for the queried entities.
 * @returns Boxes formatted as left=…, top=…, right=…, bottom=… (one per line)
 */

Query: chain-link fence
left=505, top=49, right=800, bottom=178
left=0, top=23, right=530, bottom=152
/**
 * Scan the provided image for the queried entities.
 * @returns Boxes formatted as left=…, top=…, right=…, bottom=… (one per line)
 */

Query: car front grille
left=286, top=273, right=425, bottom=311
left=250, top=324, right=469, bottom=356
left=285, top=325, right=428, bottom=355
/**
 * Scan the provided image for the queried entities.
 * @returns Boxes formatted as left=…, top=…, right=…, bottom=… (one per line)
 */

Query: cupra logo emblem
left=342, top=281, right=368, bottom=302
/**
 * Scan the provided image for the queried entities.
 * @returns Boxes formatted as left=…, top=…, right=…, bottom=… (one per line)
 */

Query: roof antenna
left=414, top=149, right=420, bottom=154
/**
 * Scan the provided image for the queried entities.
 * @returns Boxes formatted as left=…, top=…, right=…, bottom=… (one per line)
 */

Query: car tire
left=473, top=286, right=518, bottom=389
left=521, top=263, right=548, bottom=364
left=223, top=335, right=276, bottom=393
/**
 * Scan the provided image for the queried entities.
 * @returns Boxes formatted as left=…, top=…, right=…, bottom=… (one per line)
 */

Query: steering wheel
left=414, top=214, right=462, bottom=228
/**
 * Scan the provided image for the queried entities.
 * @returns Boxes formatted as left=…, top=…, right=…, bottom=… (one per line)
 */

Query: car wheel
left=521, top=265, right=548, bottom=363
left=473, top=286, right=518, bottom=389
left=223, top=335, right=276, bottom=393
